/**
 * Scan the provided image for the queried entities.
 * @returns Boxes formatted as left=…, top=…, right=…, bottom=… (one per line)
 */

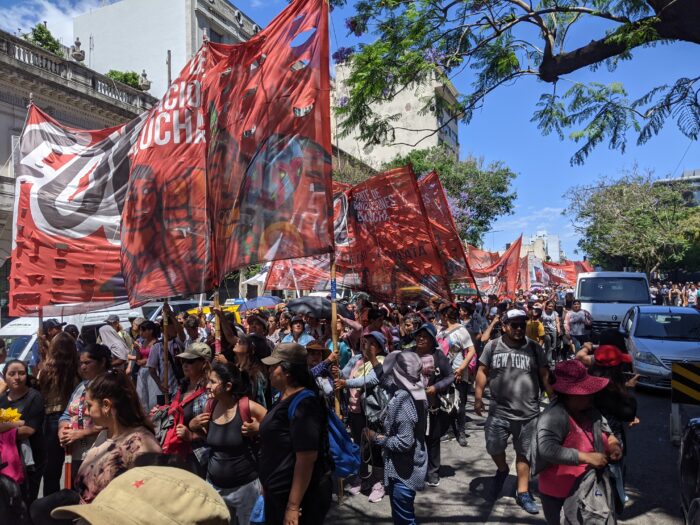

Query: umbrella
left=238, top=296, right=283, bottom=312
left=286, top=297, right=351, bottom=320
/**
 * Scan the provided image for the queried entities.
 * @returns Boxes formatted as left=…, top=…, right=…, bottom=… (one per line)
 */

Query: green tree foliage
left=106, top=70, right=141, bottom=89
left=336, top=0, right=700, bottom=165
left=564, top=169, right=698, bottom=273
left=384, top=145, right=517, bottom=245
left=24, top=23, right=62, bottom=55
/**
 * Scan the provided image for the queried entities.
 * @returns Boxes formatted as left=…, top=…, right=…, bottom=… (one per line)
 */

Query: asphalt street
left=326, top=387, right=696, bottom=524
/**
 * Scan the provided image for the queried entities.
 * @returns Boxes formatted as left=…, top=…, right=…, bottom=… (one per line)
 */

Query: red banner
left=265, top=253, right=331, bottom=291
left=467, top=244, right=501, bottom=270
left=418, top=171, right=476, bottom=284
left=10, top=0, right=333, bottom=313
left=9, top=106, right=145, bottom=316
left=542, top=260, right=592, bottom=287
left=470, top=236, right=523, bottom=298
left=121, top=0, right=333, bottom=303
left=335, top=166, right=452, bottom=301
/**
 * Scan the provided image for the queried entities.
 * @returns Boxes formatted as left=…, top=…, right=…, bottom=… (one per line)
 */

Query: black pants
left=30, top=489, right=81, bottom=525
left=23, top=459, right=45, bottom=507
left=539, top=492, right=565, bottom=525
left=42, top=413, right=63, bottom=496
left=426, top=410, right=450, bottom=480
left=264, top=475, right=332, bottom=525
left=450, top=381, right=469, bottom=436
left=348, top=411, right=382, bottom=478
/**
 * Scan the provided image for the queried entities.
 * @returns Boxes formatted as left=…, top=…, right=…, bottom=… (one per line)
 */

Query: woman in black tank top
left=204, top=362, right=267, bottom=525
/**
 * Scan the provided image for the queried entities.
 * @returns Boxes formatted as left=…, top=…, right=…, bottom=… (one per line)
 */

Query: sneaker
left=489, top=469, right=509, bottom=500
left=426, top=475, right=440, bottom=487
left=516, top=492, right=540, bottom=515
left=457, top=433, right=468, bottom=447
left=368, top=482, right=385, bottom=503
left=441, top=432, right=455, bottom=442
left=346, top=481, right=362, bottom=496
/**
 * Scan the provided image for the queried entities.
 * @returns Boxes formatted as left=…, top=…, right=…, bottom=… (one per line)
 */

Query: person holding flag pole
left=162, top=299, right=171, bottom=405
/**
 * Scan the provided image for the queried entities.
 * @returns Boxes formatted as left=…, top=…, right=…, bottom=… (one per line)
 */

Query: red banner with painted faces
left=470, top=236, right=523, bottom=298
left=9, top=105, right=145, bottom=316
left=335, top=166, right=452, bottom=302
left=121, top=0, right=333, bottom=304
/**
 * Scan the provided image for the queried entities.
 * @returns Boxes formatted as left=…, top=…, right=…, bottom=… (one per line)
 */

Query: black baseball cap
left=43, top=319, right=66, bottom=331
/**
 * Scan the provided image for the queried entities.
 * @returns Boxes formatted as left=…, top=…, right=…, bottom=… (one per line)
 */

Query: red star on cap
left=132, top=479, right=145, bottom=489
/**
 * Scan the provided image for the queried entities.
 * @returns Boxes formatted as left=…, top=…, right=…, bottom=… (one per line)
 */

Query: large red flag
left=121, top=0, right=333, bottom=303
left=265, top=253, right=332, bottom=291
left=470, top=236, right=523, bottom=298
left=467, top=244, right=501, bottom=270
left=542, top=260, right=592, bottom=287
left=418, top=171, right=477, bottom=285
left=9, top=105, right=144, bottom=316
left=335, top=166, right=452, bottom=302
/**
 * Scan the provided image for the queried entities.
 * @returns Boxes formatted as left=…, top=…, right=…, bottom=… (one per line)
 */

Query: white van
left=0, top=317, right=40, bottom=369
left=576, top=271, right=651, bottom=335
left=0, top=300, right=202, bottom=370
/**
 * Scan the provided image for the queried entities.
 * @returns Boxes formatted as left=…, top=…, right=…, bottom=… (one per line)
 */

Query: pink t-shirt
left=538, top=416, right=609, bottom=498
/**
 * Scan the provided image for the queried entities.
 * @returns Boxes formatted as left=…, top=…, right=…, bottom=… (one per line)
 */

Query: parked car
left=621, top=305, right=700, bottom=390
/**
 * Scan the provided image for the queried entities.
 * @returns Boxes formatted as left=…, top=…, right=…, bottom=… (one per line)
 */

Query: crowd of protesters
left=649, top=281, right=700, bottom=308
left=0, top=284, right=657, bottom=524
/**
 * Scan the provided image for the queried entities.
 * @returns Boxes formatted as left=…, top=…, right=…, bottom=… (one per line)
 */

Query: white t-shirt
left=437, top=325, right=474, bottom=371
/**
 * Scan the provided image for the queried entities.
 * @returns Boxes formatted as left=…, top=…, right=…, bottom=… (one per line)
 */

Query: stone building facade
left=0, top=28, right=157, bottom=315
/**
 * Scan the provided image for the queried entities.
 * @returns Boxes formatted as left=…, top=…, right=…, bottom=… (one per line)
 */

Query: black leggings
left=264, top=475, right=332, bottom=525
left=539, top=492, right=565, bottom=525
left=42, top=413, right=64, bottom=496
left=30, top=489, right=81, bottom=525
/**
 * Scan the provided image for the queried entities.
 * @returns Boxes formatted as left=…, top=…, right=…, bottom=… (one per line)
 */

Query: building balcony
left=0, top=29, right=158, bottom=117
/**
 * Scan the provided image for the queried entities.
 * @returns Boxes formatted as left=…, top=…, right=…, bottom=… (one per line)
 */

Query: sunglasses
left=508, top=322, right=527, bottom=330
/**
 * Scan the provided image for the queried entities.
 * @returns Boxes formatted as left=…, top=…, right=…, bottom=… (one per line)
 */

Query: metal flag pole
left=162, top=299, right=170, bottom=405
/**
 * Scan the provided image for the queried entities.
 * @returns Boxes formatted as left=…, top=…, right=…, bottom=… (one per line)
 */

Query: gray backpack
left=561, top=419, right=617, bottom=525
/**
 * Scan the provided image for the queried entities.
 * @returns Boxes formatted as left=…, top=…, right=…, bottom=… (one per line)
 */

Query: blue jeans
left=389, top=481, right=417, bottom=525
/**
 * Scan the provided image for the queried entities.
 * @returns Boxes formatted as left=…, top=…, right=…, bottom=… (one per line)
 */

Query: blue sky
left=2, top=0, right=698, bottom=258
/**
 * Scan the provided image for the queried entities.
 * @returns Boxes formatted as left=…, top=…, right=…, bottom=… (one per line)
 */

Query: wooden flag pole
left=330, top=256, right=341, bottom=418
left=330, top=253, right=345, bottom=504
left=37, top=306, right=44, bottom=373
left=213, top=291, right=222, bottom=355
left=162, top=299, right=170, bottom=405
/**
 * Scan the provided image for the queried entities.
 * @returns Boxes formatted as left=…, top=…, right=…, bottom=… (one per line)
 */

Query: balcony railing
left=0, top=29, right=157, bottom=113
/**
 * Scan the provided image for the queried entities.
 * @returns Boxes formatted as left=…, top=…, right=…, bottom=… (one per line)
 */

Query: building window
left=209, top=28, right=224, bottom=43
left=9, top=135, right=20, bottom=179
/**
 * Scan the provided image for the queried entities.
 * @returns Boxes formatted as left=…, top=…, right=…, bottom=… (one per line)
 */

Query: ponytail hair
left=88, top=370, right=154, bottom=433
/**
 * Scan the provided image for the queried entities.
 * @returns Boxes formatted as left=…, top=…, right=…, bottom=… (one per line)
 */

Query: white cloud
left=495, top=206, right=564, bottom=232
left=0, top=0, right=104, bottom=46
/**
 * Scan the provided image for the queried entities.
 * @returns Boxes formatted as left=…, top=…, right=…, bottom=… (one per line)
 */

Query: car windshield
left=3, top=335, right=32, bottom=359
left=578, top=277, right=650, bottom=304
left=635, top=313, right=700, bottom=341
